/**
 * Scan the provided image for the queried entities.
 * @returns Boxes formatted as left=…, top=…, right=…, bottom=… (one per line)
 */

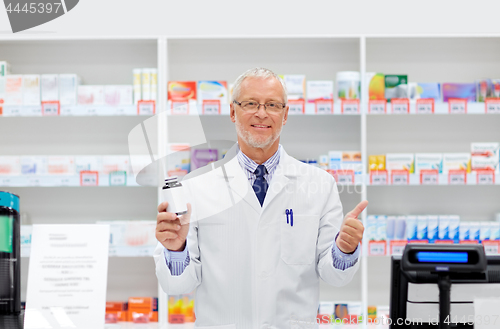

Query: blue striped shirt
left=164, top=145, right=359, bottom=275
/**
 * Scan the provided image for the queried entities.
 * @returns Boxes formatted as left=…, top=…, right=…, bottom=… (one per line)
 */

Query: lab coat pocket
left=280, top=214, right=320, bottom=265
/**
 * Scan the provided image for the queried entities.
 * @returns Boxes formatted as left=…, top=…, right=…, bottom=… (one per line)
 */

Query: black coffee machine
left=0, top=191, right=23, bottom=328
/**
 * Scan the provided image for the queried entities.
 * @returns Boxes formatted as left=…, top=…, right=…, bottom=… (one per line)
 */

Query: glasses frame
left=233, top=100, right=287, bottom=113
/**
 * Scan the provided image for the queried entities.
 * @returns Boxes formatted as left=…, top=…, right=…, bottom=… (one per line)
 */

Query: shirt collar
left=237, top=144, right=282, bottom=174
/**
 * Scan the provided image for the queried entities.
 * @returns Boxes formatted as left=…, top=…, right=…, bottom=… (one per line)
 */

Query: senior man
left=154, top=67, right=367, bottom=329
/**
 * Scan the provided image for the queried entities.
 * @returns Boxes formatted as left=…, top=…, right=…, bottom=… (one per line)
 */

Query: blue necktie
left=253, top=165, right=268, bottom=206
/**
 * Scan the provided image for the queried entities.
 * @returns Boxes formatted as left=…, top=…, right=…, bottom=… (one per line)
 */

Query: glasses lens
left=241, top=101, right=258, bottom=110
left=266, top=102, right=283, bottom=111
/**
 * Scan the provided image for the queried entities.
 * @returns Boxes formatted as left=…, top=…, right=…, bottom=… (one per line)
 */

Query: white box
left=306, top=80, right=334, bottom=103
left=459, top=222, right=471, bottom=241
left=328, top=151, right=342, bottom=170
left=78, top=85, right=104, bottom=105
left=442, top=153, right=470, bottom=174
left=406, top=215, right=417, bottom=240
left=0, top=156, right=21, bottom=175
left=133, top=68, right=142, bottom=104
left=471, top=155, right=499, bottom=173
left=470, top=222, right=481, bottom=241
left=490, top=223, right=500, bottom=240
left=449, top=215, right=460, bottom=242
left=46, top=156, right=75, bottom=175
left=141, top=69, right=152, bottom=101
left=415, top=153, right=443, bottom=174
left=75, top=156, right=102, bottom=173
left=480, top=222, right=492, bottom=241
left=0, top=61, right=10, bottom=76
left=22, top=75, right=41, bottom=105
left=427, top=215, right=439, bottom=242
left=20, top=156, right=47, bottom=175
left=41, top=74, right=59, bottom=102
left=366, top=215, right=378, bottom=241
left=59, top=74, right=80, bottom=105
left=438, top=215, right=450, bottom=240
left=5, top=75, right=23, bottom=105
left=417, top=215, right=428, bottom=240
left=197, top=81, right=228, bottom=104
left=104, top=85, right=133, bottom=106
left=471, top=142, right=499, bottom=158
left=377, top=215, right=387, bottom=241
left=283, top=75, right=305, bottom=99
left=386, top=153, right=414, bottom=173
left=101, top=156, right=129, bottom=174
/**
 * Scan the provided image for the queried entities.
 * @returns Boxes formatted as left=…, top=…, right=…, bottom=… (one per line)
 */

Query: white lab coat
left=154, top=145, right=359, bottom=329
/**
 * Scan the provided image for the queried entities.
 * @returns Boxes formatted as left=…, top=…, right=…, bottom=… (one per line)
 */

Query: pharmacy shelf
left=1, top=105, right=151, bottom=117
left=21, top=246, right=156, bottom=258
left=365, top=173, right=500, bottom=186
left=0, top=174, right=155, bottom=187
left=166, top=102, right=361, bottom=116
left=367, top=101, right=498, bottom=115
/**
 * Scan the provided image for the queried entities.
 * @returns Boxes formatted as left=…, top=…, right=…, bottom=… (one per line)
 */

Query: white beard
left=235, top=115, right=282, bottom=149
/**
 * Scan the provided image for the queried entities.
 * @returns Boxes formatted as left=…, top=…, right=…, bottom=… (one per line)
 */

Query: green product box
left=0, top=215, right=13, bottom=253
left=385, top=75, right=408, bottom=102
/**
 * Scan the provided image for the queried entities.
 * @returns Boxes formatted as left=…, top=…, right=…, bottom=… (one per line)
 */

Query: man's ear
left=230, top=102, right=236, bottom=123
left=282, top=105, right=289, bottom=125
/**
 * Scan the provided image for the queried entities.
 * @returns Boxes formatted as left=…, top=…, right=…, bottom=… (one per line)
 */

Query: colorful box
left=366, top=72, right=385, bottom=101
left=141, top=69, right=152, bottom=101
left=427, top=215, right=439, bottom=243
left=415, top=153, right=443, bottom=174
left=20, top=156, right=47, bottom=175
left=384, top=75, right=408, bottom=102
left=417, top=215, right=428, bottom=240
left=442, top=83, right=476, bottom=102
left=47, top=156, right=75, bottom=175
left=133, top=69, right=142, bottom=104
left=191, top=148, right=218, bottom=171
left=168, top=81, right=197, bottom=101
left=198, top=81, right=228, bottom=104
left=442, top=153, right=471, bottom=174
left=0, top=156, right=21, bottom=175
left=471, top=142, right=499, bottom=158
left=75, top=156, right=102, bottom=174
left=415, top=83, right=441, bottom=101
left=0, top=61, right=11, bottom=76
left=168, top=292, right=195, bottom=323
left=385, top=153, right=414, bottom=173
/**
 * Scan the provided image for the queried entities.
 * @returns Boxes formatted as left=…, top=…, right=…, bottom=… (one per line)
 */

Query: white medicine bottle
left=162, top=176, right=188, bottom=215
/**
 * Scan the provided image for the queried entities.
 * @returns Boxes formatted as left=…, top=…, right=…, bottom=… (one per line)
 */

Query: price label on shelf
left=341, top=99, right=360, bottom=114
left=334, top=170, right=355, bottom=185
left=202, top=100, right=221, bottom=115
left=28, top=177, right=41, bottom=186
left=420, top=169, right=439, bottom=185
left=80, top=171, right=99, bottom=186
left=391, top=170, right=409, bottom=185
left=171, top=101, right=188, bottom=115
left=368, top=100, right=386, bottom=114
left=289, top=99, right=305, bottom=114
left=370, top=170, right=388, bottom=185
left=109, top=171, right=127, bottom=186
left=482, top=241, right=500, bottom=255
left=448, top=98, right=467, bottom=114
left=435, top=240, right=454, bottom=245
left=56, top=177, right=71, bottom=186
left=138, top=100, right=156, bottom=115
left=87, top=107, right=98, bottom=116
left=391, top=98, right=409, bottom=114
left=41, top=101, right=60, bottom=116
left=448, top=170, right=467, bottom=185
left=416, top=98, right=435, bottom=114
left=0, top=177, right=12, bottom=187
left=477, top=170, right=495, bottom=185
left=459, top=240, right=479, bottom=245
left=314, top=99, right=333, bottom=114
left=3, top=106, right=21, bottom=116
left=390, top=240, right=408, bottom=256
left=368, top=241, right=386, bottom=256
left=485, top=98, right=500, bottom=114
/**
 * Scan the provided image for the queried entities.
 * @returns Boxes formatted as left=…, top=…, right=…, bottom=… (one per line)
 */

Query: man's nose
left=255, top=104, right=268, bottom=117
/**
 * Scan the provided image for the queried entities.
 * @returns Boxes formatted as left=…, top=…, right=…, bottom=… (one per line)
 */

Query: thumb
left=347, top=200, right=368, bottom=219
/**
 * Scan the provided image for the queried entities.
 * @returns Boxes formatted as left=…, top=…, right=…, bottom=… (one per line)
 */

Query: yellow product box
left=168, top=291, right=195, bottom=324
left=369, top=155, right=386, bottom=171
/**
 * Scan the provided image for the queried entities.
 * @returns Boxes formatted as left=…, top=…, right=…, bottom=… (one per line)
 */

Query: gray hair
left=231, top=67, right=288, bottom=103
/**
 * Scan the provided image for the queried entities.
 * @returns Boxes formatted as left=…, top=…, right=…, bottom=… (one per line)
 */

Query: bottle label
left=0, top=215, right=14, bottom=253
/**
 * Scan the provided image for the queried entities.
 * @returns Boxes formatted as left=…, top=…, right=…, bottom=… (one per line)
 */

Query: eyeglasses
left=233, top=100, right=286, bottom=113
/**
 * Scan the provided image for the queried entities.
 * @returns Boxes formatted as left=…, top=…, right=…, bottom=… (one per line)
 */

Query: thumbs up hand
left=336, top=200, right=368, bottom=254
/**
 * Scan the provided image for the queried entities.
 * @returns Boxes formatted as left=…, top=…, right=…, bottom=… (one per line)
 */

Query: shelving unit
left=2, top=34, right=500, bottom=328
